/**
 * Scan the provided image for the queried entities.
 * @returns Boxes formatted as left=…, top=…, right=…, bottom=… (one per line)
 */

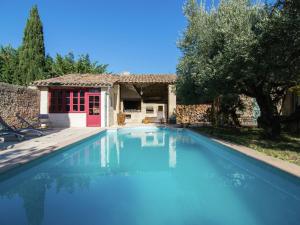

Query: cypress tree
left=18, top=5, right=46, bottom=85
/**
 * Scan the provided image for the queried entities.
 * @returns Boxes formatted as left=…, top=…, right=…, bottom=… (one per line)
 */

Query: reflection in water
left=0, top=129, right=178, bottom=225
left=169, top=135, right=176, bottom=168
left=96, top=130, right=176, bottom=169
left=0, top=128, right=299, bottom=225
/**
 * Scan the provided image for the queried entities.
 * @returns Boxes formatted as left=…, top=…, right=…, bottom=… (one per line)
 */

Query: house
left=33, top=74, right=177, bottom=127
left=282, top=89, right=300, bottom=116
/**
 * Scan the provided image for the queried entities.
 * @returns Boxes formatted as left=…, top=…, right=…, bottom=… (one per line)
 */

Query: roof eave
left=35, top=83, right=114, bottom=88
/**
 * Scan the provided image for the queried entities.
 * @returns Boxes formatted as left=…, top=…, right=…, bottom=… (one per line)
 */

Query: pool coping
left=188, top=129, right=300, bottom=178
left=0, top=128, right=106, bottom=174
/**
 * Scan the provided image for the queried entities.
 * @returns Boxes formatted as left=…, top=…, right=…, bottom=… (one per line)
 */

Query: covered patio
left=114, top=74, right=177, bottom=124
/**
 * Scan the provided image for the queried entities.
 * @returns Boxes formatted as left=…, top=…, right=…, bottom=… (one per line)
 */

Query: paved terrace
left=0, top=128, right=104, bottom=173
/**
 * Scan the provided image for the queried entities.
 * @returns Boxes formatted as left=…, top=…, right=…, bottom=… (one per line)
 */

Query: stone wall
left=176, top=104, right=211, bottom=124
left=237, top=95, right=259, bottom=126
left=176, top=96, right=259, bottom=126
left=0, top=82, right=40, bottom=128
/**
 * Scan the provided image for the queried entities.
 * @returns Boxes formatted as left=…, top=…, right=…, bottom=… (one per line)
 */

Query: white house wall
left=108, top=85, right=119, bottom=127
left=40, top=87, right=49, bottom=114
left=101, top=88, right=107, bottom=127
left=49, top=113, right=86, bottom=127
left=124, top=103, right=167, bottom=124
left=168, top=85, right=176, bottom=119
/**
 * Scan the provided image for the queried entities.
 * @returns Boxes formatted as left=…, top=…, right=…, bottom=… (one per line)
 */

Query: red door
left=86, top=93, right=101, bottom=127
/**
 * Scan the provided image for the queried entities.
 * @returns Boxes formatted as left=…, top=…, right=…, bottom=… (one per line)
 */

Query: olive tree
left=177, top=0, right=300, bottom=138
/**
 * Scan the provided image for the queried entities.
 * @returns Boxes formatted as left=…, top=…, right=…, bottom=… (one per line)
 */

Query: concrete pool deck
left=0, top=128, right=104, bottom=173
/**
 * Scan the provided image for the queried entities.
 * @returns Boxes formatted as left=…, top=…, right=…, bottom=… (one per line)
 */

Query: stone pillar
left=40, top=87, right=49, bottom=114
left=116, top=84, right=120, bottom=113
left=106, top=89, right=110, bottom=127
left=168, top=84, right=176, bottom=121
left=101, top=87, right=107, bottom=127
left=114, top=84, right=121, bottom=125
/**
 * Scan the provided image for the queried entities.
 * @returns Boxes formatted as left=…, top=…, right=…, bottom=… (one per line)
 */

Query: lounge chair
left=16, top=113, right=48, bottom=132
left=16, top=113, right=40, bottom=129
left=0, top=116, right=44, bottom=137
left=0, top=123, right=24, bottom=141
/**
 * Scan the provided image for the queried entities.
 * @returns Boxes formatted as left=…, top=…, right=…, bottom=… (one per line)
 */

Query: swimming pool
left=0, top=127, right=299, bottom=225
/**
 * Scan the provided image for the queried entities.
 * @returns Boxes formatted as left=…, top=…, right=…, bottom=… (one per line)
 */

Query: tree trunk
left=255, top=94, right=281, bottom=139
left=230, top=111, right=241, bottom=127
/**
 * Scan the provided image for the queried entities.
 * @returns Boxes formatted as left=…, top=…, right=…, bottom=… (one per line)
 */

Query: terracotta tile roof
left=33, top=73, right=177, bottom=87
left=33, top=74, right=120, bottom=87
left=118, top=74, right=177, bottom=84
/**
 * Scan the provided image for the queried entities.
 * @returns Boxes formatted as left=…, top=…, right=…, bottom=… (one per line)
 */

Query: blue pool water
left=0, top=127, right=300, bottom=225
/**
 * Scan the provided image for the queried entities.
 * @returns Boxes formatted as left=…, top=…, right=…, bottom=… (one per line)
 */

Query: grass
left=192, top=126, right=300, bottom=166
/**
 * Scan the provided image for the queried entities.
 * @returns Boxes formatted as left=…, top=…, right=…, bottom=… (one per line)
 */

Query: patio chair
left=0, top=122, right=24, bottom=141
left=0, top=116, right=44, bottom=137
left=16, top=113, right=40, bottom=129
left=16, top=113, right=49, bottom=131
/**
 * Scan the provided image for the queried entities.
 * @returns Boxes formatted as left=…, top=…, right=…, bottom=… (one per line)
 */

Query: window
left=123, top=100, right=141, bottom=112
left=158, top=106, right=163, bottom=112
left=88, top=95, right=100, bottom=115
left=50, top=90, right=63, bottom=113
left=89, top=88, right=100, bottom=93
left=72, top=90, right=85, bottom=112
left=146, top=106, right=154, bottom=114
left=49, top=89, right=86, bottom=113
left=65, top=91, right=71, bottom=112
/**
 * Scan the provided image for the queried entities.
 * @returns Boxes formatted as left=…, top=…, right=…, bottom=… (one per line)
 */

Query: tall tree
left=18, top=5, right=46, bottom=85
left=252, top=0, right=300, bottom=136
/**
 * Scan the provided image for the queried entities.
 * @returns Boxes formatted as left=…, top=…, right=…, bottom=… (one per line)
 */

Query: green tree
left=0, top=5, right=109, bottom=85
left=0, top=46, right=19, bottom=84
left=76, top=54, right=108, bottom=74
left=44, top=54, right=55, bottom=78
left=51, top=52, right=76, bottom=75
left=176, top=0, right=300, bottom=138
left=252, top=0, right=300, bottom=136
left=49, top=52, right=108, bottom=76
left=18, top=5, right=46, bottom=85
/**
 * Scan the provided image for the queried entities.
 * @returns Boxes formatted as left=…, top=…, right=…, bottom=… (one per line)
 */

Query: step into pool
left=0, top=127, right=299, bottom=225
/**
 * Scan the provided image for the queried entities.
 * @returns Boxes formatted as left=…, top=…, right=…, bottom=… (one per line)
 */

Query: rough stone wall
left=176, top=104, right=211, bottom=124
left=0, top=82, right=40, bottom=128
left=238, top=95, right=259, bottom=126
left=176, top=96, right=259, bottom=126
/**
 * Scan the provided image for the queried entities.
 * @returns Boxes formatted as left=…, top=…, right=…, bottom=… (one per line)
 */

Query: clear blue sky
left=0, top=0, right=273, bottom=74
left=0, top=0, right=192, bottom=74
